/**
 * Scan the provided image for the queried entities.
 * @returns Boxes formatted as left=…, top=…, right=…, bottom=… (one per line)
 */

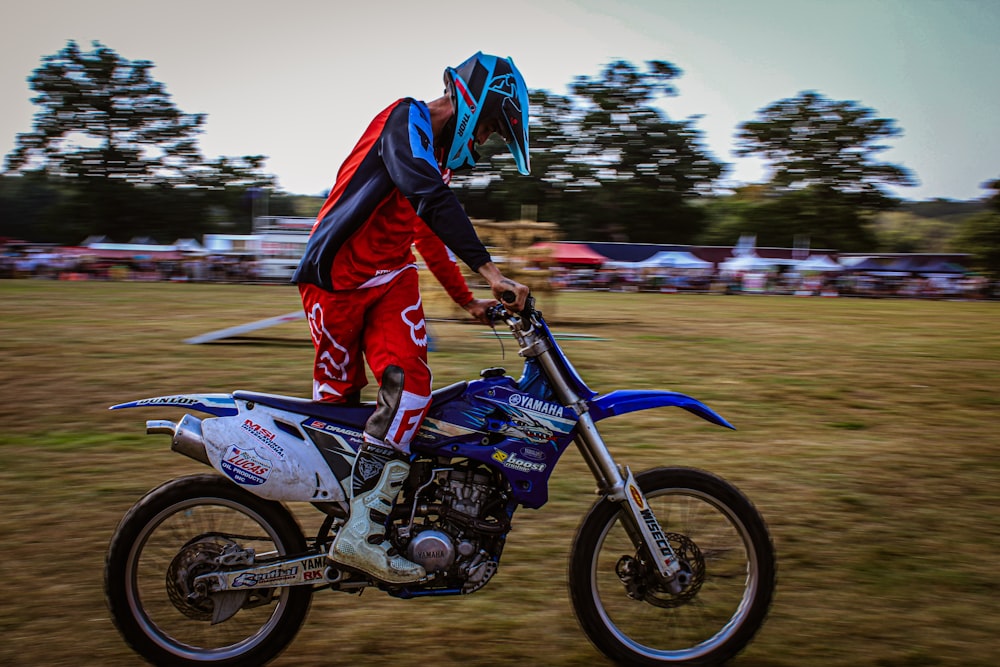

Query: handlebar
left=487, top=295, right=548, bottom=359
left=487, top=294, right=536, bottom=326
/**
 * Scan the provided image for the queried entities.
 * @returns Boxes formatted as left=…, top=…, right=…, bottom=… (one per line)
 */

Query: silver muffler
left=147, top=414, right=210, bottom=465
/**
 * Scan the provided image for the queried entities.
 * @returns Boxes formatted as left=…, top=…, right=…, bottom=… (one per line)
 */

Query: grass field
left=1, top=280, right=997, bottom=667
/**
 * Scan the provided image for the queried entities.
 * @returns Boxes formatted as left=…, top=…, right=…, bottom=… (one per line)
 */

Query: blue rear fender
left=587, top=390, right=735, bottom=430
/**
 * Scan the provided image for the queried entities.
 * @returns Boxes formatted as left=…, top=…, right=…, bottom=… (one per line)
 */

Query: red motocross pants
left=298, top=268, right=432, bottom=453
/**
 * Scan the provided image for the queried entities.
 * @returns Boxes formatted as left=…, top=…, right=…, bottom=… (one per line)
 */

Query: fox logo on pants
left=307, top=303, right=350, bottom=393
left=401, top=298, right=427, bottom=348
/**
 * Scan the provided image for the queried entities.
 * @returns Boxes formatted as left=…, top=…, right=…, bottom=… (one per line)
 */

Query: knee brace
left=364, top=364, right=430, bottom=452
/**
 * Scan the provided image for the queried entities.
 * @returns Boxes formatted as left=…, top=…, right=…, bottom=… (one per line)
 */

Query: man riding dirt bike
left=291, top=52, right=532, bottom=585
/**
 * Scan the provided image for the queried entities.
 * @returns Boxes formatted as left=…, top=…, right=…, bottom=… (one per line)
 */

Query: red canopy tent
left=531, top=242, right=608, bottom=265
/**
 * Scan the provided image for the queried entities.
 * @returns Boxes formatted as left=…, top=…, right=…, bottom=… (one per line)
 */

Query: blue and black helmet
left=443, top=52, right=530, bottom=175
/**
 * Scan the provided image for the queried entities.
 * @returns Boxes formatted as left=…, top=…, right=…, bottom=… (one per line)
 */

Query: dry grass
left=1, top=281, right=998, bottom=666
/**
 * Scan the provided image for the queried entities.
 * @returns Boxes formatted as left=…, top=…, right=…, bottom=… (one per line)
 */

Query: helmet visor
left=499, top=96, right=530, bottom=175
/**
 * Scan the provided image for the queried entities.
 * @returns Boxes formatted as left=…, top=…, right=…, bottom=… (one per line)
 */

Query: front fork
left=573, top=413, right=688, bottom=593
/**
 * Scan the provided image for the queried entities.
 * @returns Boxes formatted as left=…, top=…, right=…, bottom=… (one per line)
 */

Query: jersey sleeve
left=380, top=99, right=492, bottom=272
left=413, top=219, right=475, bottom=306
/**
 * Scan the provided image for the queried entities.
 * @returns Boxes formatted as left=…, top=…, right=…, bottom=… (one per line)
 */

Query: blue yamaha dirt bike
left=105, top=297, right=774, bottom=666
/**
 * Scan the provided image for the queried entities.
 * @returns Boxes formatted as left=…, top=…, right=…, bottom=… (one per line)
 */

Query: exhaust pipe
left=147, top=414, right=210, bottom=466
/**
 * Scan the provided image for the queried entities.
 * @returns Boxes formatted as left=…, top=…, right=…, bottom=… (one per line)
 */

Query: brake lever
left=486, top=303, right=508, bottom=325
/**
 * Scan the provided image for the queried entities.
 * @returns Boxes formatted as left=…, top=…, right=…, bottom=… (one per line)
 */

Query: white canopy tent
left=795, top=255, right=844, bottom=272
left=603, top=251, right=713, bottom=271
left=637, top=251, right=713, bottom=270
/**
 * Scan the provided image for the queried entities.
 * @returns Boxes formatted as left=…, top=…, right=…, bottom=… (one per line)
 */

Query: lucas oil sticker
left=220, top=445, right=272, bottom=486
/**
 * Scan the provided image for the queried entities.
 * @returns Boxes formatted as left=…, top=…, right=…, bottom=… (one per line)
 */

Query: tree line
left=3, top=41, right=999, bottom=277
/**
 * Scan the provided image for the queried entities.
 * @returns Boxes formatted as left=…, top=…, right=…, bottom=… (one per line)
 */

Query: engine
left=395, top=460, right=511, bottom=593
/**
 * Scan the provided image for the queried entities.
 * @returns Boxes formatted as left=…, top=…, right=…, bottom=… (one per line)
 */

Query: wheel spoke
left=133, top=503, right=288, bottom=651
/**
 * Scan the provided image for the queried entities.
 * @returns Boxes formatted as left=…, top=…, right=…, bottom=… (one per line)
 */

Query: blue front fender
left=587, top=390, right=735, bottom=430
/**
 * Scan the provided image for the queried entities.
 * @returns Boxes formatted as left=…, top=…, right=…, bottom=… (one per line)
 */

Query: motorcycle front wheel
left=105, top=473, right=312, bottom=666
left=569, top=467, right=775, bottom=666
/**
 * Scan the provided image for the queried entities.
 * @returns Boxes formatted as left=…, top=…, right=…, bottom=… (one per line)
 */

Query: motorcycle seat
left=233, top=390, right=375, bottom=428
left=232, top=381, right=469, bottom=430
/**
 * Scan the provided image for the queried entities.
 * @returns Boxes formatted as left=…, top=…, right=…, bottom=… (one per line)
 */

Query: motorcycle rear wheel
left=569, top=467, right=775, bottom=666
left=105, top=473, right=311, bottom=666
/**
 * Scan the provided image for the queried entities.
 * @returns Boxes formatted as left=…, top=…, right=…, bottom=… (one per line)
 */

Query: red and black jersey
left=292, top=98, right=490, bottom=303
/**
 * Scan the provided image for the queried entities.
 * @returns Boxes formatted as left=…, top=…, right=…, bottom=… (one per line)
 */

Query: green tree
left=731, top=91, right=916, bottom=250
left=698, top=187, right=770, bottom=245
left=984, top=177, right=1000, bottom=214
left=6, top=41, right=209, bottom=184
left=873, top=210, right=959, bottom=253
left=0, top=172, right=71, bottom=243
left=952, top=177, right=1000, bottom=278
left=3, top=41, right=277, bottom=242
left=564, top=60, right=724, bottom=242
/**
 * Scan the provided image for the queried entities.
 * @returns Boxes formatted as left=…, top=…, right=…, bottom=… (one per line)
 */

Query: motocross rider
left=292, top=53, right=532, bottom=584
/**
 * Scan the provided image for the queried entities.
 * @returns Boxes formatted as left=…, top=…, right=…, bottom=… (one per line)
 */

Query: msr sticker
left=242, top=419, right=285, bottom=458
left=220, top=445, right=272, bottom=486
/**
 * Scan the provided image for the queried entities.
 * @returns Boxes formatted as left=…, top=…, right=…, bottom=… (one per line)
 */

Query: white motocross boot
left=329, top=442, right=426, bottom=584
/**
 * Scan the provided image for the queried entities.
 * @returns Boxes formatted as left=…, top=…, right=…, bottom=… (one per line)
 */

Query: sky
left=1, top=0, right=998, bottom=202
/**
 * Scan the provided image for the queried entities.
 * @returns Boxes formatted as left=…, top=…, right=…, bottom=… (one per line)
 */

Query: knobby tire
left=104, top=473, right=312, bottom=666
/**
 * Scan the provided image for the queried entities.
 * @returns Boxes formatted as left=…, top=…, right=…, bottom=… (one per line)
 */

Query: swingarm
left=194, top=552, right=341, bottom=593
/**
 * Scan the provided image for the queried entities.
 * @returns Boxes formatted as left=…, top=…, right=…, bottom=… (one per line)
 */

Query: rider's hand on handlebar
left=490, top=278, right=530, bottom=314
left=476, top=261, right=531, bottom=314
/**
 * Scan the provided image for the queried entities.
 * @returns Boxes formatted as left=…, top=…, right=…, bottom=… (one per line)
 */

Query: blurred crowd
left=0, top=252, right=258, bottom=283
left=2, top=250, right=996, bottom=300
left=550, top=266, right=996, bottom=300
